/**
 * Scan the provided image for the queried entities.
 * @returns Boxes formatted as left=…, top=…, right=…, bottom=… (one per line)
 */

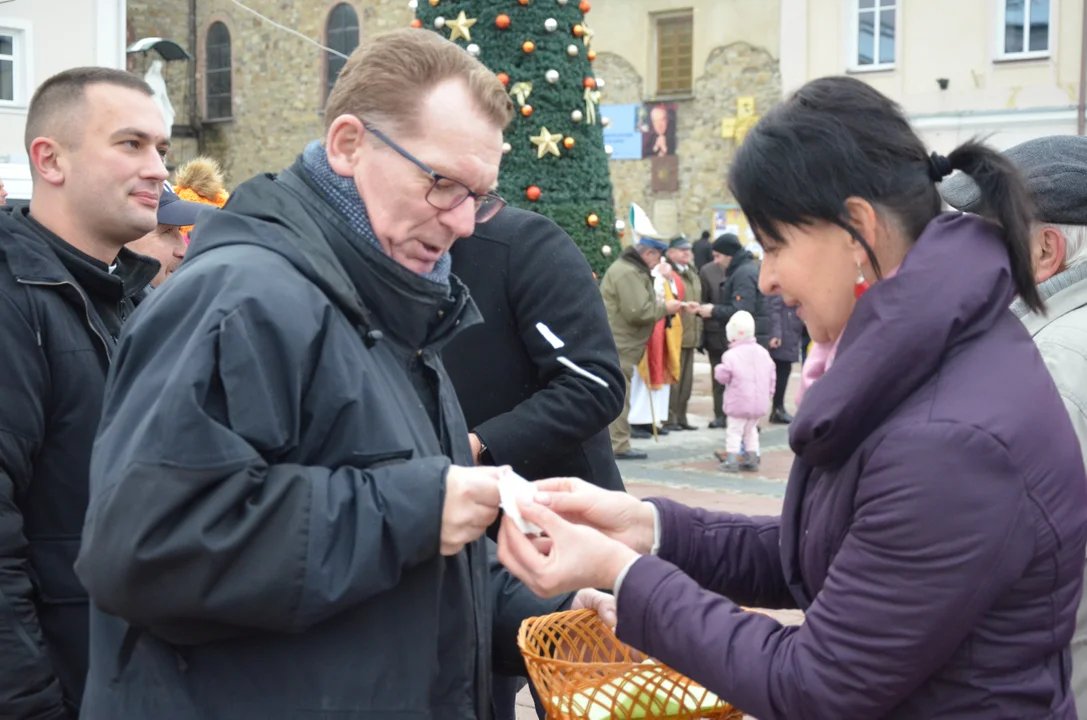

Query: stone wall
left=600, top=41, right=781, bottom=242
left=127, top=0, right=410, bottom=188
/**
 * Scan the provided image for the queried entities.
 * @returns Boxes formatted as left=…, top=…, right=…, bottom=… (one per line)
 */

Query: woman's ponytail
left=945, top=141, right=1043, bottom=313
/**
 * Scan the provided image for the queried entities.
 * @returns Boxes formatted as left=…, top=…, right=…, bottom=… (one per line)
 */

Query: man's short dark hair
left=25, top=67, right=153, bottom=153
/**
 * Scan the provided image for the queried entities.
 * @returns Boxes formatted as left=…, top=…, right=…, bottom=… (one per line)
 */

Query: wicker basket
left=518, top=609, right=744, bottom=720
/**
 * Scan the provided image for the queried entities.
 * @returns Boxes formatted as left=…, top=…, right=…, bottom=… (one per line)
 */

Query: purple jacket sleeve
left=621, top=424, right=1036, bottom=720
left=647, top=498, right=795, bottom=609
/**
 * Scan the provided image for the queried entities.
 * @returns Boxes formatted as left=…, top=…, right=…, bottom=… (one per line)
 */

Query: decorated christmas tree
left=412, top=0, right=619, bottom=276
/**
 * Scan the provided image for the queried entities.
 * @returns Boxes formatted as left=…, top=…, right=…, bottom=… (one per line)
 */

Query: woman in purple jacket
left=497, top=76, right=1087, bottom=719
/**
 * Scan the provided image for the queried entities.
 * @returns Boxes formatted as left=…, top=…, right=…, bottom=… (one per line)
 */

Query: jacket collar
left=1014, top=262, right=1087, bottom=336
left=284, top=162, right=477, bottom=352
left=620, top=245, right=652, bottom=274
left=790, top=213, right=1015, bottom=468
left=1, top=208, right=158, bottom=296
left=725, top=250, right=753, bottom=277
left=191, top=160, right=481, bottom=354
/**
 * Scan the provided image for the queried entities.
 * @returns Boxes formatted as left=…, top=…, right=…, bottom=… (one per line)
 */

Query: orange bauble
left=572, top=24, right=584, bottom=37
left=563, top=137, right=575, bottom=149
left=497, top=72, right=510, bottom=85
left=579, top=0, right=591, bottom=12
left=588, top=49, right=597, bottom=61
left=410, top=18, right=423, bottom=28
left=526, top=186, right=542, bottom=201
left=496, top=14, right=511, bottom=29
left=587, top=214, right=600, bottom=227
left=583, top=77, right=596, bottom=89
left=521, top=104, right=534, bottom=117
left=522, top=40, right=536, bottom=53
left=518, top=0, right=530, bottom=4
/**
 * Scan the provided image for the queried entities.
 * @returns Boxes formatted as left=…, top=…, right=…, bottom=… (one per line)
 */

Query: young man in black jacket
left=0, top=68, right=169, bottom=719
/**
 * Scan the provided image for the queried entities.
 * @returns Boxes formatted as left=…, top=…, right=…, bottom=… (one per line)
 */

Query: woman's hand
left=532, top=478, right=656, bottom=554
left=571, top=588, right=618, bottom=629
left=497, top=500, right=639, bottom=598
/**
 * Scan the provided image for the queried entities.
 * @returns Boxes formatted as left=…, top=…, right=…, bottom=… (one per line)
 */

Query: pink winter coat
left=714, top=338, right=776, bottom=418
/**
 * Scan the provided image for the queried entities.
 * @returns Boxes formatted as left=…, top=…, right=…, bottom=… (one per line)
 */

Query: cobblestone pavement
left=516, top=359, right=804, bottom=719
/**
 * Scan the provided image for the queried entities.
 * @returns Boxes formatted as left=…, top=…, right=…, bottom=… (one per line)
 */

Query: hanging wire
left=228, top=0, right=349, bottom=60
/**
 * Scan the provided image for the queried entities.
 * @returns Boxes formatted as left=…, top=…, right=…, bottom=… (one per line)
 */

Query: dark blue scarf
left=300, top=140, right=452, bottom=285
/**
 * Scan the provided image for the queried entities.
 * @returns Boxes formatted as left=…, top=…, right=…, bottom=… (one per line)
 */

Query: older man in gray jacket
left=942, top=134, right=1087, bottom=716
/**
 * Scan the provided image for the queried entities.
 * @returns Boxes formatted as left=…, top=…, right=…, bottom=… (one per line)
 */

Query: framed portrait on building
left=640, top=102, right=677, bottom=159
left=651, top=154, right=679, bottom=193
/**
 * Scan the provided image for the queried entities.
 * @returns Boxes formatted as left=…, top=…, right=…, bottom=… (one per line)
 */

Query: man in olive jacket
left=663, top=236, right=702, bottom=431
left=600, top=236, right=685, bottom=459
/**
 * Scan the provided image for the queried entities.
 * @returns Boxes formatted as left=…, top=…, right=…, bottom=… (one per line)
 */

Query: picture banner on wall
left=640, top=102, right=677, bottom=159
left=600, top=104, right=643, bottom=160
left=713, top=206, right=754, bottom=242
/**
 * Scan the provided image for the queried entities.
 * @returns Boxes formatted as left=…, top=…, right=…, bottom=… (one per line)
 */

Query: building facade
left=127, top=0, right=410, bottom=188
left=592, top=0, right=783, bottom=241
left=782, top=0, right=1084, bottom=152
left=127, top=0, right=783, bottom=240
left=0, top=0, right=126, bottom=200
left=126, top=1, right=1086, bottom=238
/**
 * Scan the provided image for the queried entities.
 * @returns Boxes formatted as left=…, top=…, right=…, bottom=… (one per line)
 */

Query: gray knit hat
left=939, top=135, right=1087, bottom=225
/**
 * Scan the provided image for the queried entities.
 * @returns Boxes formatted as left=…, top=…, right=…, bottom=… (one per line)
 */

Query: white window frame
left=847, top=0, right=899, bottom=73
left=0, top=19, right=32, bottom=110
left=995, top=0, right=1053, bottom=61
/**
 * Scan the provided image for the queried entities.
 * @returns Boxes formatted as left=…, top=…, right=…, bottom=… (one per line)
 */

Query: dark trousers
left=494, top=675, right=548, bottom=719
left=708, top=348, right=725, bottom=420
left=773, top=359, right=792, bottom=411
left=667, top=347, right=695, bottom=425
left=493, top=676, right=523, bottom=720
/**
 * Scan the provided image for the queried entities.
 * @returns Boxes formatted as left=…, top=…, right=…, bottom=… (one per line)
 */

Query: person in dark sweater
left=0, top=67, right=165, bottom=719
left=445, top=207, right=626, bottom=493
left=692, top=229, right=713, bottom=270
left=445, top=206, right=626, bottom=720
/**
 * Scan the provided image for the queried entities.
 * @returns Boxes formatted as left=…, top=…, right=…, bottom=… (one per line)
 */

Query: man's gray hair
left=1058, top=224, right=1087, bottom=270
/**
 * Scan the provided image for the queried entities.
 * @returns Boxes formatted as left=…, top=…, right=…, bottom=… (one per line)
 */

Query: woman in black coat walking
left=767, top=293, right=804, bottom=423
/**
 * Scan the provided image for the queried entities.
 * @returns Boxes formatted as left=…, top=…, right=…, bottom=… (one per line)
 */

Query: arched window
left=325, top=4, right=359, bottom=101
left=205, top=21, right=232, bottom=120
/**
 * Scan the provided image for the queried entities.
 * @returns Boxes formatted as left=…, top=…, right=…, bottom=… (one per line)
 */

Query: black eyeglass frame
left=364, top=124, right=506, bottom=223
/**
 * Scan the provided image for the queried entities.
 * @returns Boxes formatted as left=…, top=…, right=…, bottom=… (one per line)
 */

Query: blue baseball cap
left=157, top=182, right=208, bottom=226
left=636, top=236, right=669, bottom=251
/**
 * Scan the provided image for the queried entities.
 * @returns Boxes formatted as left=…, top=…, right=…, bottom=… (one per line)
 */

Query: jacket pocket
left=350, top=448, right=414, bottom=470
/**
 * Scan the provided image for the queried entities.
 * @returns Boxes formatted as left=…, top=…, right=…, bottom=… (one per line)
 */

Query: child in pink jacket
left=714, top=310, right=776, bottom=471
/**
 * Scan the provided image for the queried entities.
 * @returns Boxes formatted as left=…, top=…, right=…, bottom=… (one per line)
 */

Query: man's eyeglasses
left=364, top=124, right=506, bottom=223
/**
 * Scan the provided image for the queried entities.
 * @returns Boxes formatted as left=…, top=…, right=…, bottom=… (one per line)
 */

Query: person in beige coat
left=600, top=236, right=686, bottom=459
left=942, top=134, right=1087, bottom=718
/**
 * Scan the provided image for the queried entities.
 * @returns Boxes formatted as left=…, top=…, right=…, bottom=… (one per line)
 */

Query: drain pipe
left=1079, top=0, right=1087, bottom=135
left=188, top=0, right=203, bottom=151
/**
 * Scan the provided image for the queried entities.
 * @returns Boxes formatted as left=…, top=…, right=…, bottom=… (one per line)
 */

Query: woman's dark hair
left=728, top=76, right=1043, bottom=312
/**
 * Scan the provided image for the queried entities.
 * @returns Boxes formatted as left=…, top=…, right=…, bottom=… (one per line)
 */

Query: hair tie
left=928, top=152, right=953, bottom=182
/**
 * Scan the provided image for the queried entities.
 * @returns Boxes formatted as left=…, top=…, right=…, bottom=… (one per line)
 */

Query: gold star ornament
left=530, top=127, right=564, bottom=159
left=446, top=11, right=478, bottom=42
